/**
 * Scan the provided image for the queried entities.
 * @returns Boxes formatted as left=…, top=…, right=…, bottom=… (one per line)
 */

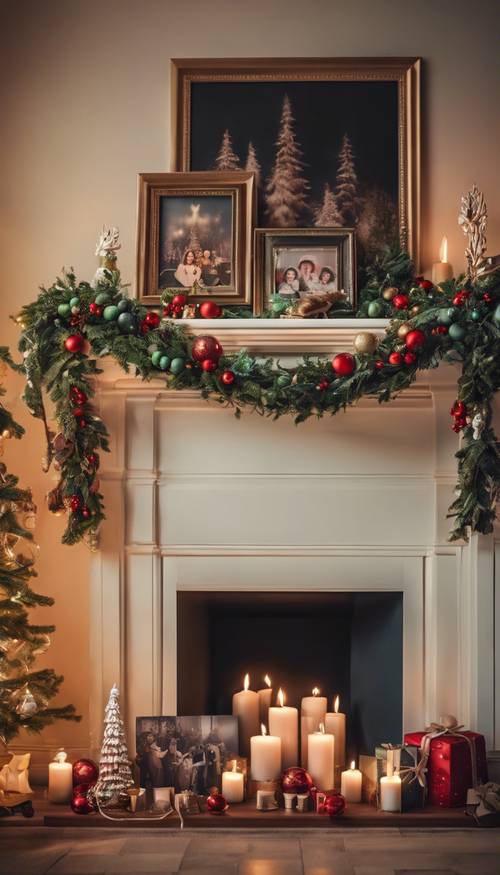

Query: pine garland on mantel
left=14, top=246, right=500, bottom=548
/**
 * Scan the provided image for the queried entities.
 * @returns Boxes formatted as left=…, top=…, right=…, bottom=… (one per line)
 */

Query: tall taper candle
left=250, top=724, right=281, bottom=781
left=268, top=688, right=298, bottom=770
left=301, top=687, right=327, bottom=766
left=324, top=695, right=346, bottom=784
left=431, top=236, right=453, bottom=286
left=232, top=673, right=260, bottom=759
left=258, top=674, right=273, bottom=726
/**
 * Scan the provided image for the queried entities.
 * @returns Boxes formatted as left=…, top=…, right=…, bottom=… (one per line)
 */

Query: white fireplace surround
left=89, top=320, right=500, bottom=762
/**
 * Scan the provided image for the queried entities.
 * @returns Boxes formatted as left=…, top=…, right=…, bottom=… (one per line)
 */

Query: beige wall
left=1, top=0, right=499, bottom=761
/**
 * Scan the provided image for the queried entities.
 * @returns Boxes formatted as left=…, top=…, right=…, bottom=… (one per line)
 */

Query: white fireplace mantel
left=89, top=322, right=499, bottom=763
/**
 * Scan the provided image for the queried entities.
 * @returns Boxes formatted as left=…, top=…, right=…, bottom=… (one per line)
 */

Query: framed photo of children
left=170, top=57, right=421, bottom=271
left=254, top=228, right=356, bottom=315
left=136, top=172, right=254, bottom=305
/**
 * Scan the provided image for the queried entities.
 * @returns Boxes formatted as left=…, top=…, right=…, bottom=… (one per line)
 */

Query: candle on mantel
left=48, top=748, right=73, bottom=803
left=258, top=674, right=273, bottom=726
left=324, top=695, right=346, bottom=783
left=431, top=236, right=453, bottom=287
left=250, top=724, right=282, bottom=781
left=341, top=760, right=362, bottom=802
left=307, top=723, right=334, bottom=791
left=379, top=753, right=401, bottom=812
left=268, top=688, right=298, bottom=770
left=301, top=687, right=327, bottom=768
left=232, top=673, right=260, bottom=759
left=222, top=759, right=245, bottom=803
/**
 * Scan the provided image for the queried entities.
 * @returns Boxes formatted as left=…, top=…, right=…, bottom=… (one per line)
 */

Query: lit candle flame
left=232, top=760, right=237, bottom=773
left=277, top=688, right=285, bottom=707
left=312, top=687, right=320, bottom=696
left=334, top=695, right=340, bottom=713
left=54, top=749, right=67, bottom=764
left=244, top=673, right=250, bottom=691
left=439, top=235, right=448, bottom=263
left=319, top=722, right=325, bottom=734
left=261, top=723, right=267, bottom=736
left=350, top=760, right=356, bottom=770
left=264, top=674, right=271, bottom=688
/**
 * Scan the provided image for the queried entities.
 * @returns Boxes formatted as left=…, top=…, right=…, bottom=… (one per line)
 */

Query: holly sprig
left=15, top=254, right=500, bottom=546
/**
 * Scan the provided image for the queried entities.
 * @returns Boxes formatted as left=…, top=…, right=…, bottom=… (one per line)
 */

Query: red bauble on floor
left=281, top=767, right=314, bottom=796
left=72, top=758, right=99, bottom=785
left=206, top=792, right=228, bottom=814
left=325, top=790, right=346, bottom=818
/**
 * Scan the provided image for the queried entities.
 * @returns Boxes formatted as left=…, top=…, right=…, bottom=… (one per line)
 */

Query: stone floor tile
left=238, top=861, right=304, bottom=875
left=395, top=870, right=457, bottom=874
left=49, top=852, right=181, bottom=874
left=453, top=855, right=500, bottom=875
left=70, top=836, right=127, bottom=854
left=180, top=855, right=239, bottom=871
left=304, top=859, right=355, bottom=875
left=119, top=836, right=190, bottom=855
left=301, top=837, right=347, bottom=866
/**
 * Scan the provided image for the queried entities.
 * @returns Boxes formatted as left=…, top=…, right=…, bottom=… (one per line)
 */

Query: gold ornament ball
left=397, top=322, right=412, bottom=339
left=1, top=429, right=12, bottom=440
left=382, top=286, right=398, bottom=301
left=411, top=305, right=420, bottom=315
left=353, top=331, right=378, bottom=355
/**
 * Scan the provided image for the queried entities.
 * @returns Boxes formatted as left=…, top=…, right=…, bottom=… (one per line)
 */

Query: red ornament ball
left=192, top=335, right=223, bottom=363
left=171, top=294, right=187, bottom=308
left=73, top=758, right=99, bottom=786
left=392, top=294, right=409, bottom=310
left=281, top=767, right=314, bottom=796
left=375, top=360, right=385, bottom=370
left=404, top=352, right=417, bottom=365
left=453, top=290, right=470, bottom=306
left=64, top=334, right=84, bottom=354
left=483, top=292, right=493, bottom=304
left=71, top=792, right=94, bottom=815
left=86, top=453, right=99, bottom=469
left=405, top=329, right=426, bottom=351
left=206, top=792, right=228, bottom=814
left=417, top=279, right=434, bottom=292
left=316, top=379, right=330, bottom=391
left=201, top=358, right=217, bottom=372
left=145, top=311, right=160, bottom=328
left=199, top=301, right=222, bottom=319
left=325, top=791, right=346, bottom=818
left=82, top=506, right=91, bottom=520
left=163, top=303, right=172, bottom=317
left=69, top=495, right=82, bottom=513
left=221, top=370, right=235, bottom=385
left=72, top=407, right=85, bottom=418
left=89, top=302, right=103, bottom=317
left=388, top=351, right=403, bottom=366
left=331, top=353, right=356, bottom=376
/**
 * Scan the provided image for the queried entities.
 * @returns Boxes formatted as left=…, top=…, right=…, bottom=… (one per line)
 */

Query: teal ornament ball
left=169, top=357, right=185, bottom=375
left=367, top=300, right=383, bottom=318
left=117, top=299, right=129, bottom=313
left=471, top=309, right=481, bottom=321
left=448, top=323, right=466, bottom=341
left=494, top=304, right=500, bottom=325
left=277, top=373, right=292, bottom=387
left=151, top=351, right=162, bottom=366
left=95, top=292, right=111, bottom=306
left=103, top=305, right=119, bottom=321
left=438, top=307, right=457, bottom=326
left=159, top=355, right=170, bottom=371
left=117, top=312, right=134, bottom=332
left=69, top=296, right=80, bottom=309
left=57, top=303, right=71, bottom=318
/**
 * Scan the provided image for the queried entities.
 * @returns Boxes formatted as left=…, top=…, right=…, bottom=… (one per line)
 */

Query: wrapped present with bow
left=375, top=744, right=427, bottom=812
left=404, top=715, right=487, bottom=807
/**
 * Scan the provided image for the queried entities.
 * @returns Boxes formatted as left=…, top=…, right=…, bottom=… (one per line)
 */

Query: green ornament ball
left=117, top=299, right=129, bottom=313
left=448, top=323, right=466, bottom=341
left=471, top=309, right=481, bottom=321
left=159, top=355, right=170, bottom=371
left=438, top=307, right=457, bottom=326
left=117, top=312, right=134, bottom=331
left=151, top=351, right=162, bottom=366
left=95, top=292, right=111, bottom=306
left=57, top=303, right=71, bottom=318
left=367, top=300, right=383, bottom=318
left=103, top=305, right=119, bottom=321
left=69, top=296, right=79, bottom=309
left=494, top=304, right=500, bottom=325
left=169, top=357, right=185, bottom=375
left=277, top=373, right=292, bottom=387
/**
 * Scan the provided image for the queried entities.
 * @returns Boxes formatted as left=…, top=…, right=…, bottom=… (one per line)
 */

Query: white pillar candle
left=257, top=675, right=273, bottom=726
left=380, top=774, right=401, bottom=811
left=431, top=236, right=453, bottom=286
left=307, top=724, right=334, bottom=791
left=250, top=724, right=281, bottom=781
left=340, top=760, right=362, bottom=802
left=222, top=760, right=244, bottom=803
left=232, top=673, right=260, bottom=759
left=268, top=688, right=298, bottom=770
left=48, top=749, right=73, bottom=803
left=300, top=715, right=316, bottom=768
left=301, top=687, right=327, bottom=725
left=324, top=695, right=346, bottom=782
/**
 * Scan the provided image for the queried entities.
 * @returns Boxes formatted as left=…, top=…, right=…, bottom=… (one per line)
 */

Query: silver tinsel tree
left=89, top=684, right=133, bottom=805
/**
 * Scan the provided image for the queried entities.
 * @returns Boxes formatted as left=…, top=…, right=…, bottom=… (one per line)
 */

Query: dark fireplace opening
left=177, top=591, right=403, bottom=758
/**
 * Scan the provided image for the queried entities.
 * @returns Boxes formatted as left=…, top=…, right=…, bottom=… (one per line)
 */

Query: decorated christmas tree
left=89, top=684, right=133, bottom=805
left=265, top=94, right=309, bottom=226
left=214, top=129, right=240, bottom=170
left=315, top=183, right=343, bottom=226
left=245, top=141, right=262, bottom=189
left=334, top=134, right=358, bottom=226
left=0, top=348, right=78, bottom=743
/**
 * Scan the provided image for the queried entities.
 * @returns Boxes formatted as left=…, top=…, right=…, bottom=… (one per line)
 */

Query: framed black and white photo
left=171, top=58, right=421, bottom=270
left=254, top=227, right=356, bottom=314
left=135, top=715, right=239, bottom=795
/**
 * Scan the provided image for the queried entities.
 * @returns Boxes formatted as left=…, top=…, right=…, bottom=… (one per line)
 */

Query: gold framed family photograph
left=136, top=171, right=255, bottom=305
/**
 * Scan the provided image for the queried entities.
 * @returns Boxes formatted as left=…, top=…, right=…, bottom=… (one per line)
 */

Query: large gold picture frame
left=136, top=171, right=255, bottom=305
left=170, top=57, right=421, bottom=267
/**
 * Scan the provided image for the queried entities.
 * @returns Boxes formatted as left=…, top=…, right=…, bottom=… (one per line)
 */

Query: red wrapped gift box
left=404, top=730, right=488, bottom=807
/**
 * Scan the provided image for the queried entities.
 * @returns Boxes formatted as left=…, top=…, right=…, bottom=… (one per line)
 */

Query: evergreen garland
left=15, top=250, right=500, bottom=548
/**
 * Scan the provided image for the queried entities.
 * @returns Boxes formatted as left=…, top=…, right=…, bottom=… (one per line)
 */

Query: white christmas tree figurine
left=89, top=684, right=133, bottom=805
left=214, top=129, right=240, bottom=170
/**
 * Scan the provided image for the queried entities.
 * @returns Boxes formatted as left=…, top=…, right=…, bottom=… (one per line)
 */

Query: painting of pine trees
left=188, top=78, right=402, bottom=262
